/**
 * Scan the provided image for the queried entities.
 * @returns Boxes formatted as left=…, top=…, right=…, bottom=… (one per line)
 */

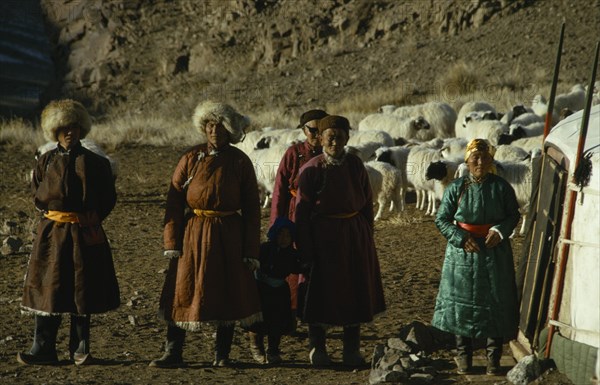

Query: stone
left=507, top=354, right=542, bottom=385
left=387, top=337, right=414, bottom=353
left=1, top=236, right=23, bottom=255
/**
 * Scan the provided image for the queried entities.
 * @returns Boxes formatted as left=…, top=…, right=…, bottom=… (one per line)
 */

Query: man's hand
left=243, top=258, right=260, bottom=271
left=463, top=235, right=481, bottom=253
left=485, top=230, right=502, bottom=248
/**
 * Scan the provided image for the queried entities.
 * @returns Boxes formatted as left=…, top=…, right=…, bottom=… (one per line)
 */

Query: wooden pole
left=545, top=41, right=600, bottom=359
left=543, top=23, right=565, bottom=139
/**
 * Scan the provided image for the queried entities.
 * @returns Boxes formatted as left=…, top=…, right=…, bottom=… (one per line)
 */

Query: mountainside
left=36, top=0, right=599, bottom=121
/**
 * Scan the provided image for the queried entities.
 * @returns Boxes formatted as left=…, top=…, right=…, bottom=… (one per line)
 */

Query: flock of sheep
left=33, top=81, right=598, bottom=238
left=236, top=81, right=598, bottom=236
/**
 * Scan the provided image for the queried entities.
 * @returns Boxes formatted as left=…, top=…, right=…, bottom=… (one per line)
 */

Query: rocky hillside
left=8, top=0, right=600, bottom=120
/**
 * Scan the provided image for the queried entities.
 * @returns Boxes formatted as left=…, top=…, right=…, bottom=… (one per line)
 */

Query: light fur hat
left=41, top=99, right=91, bottom=141
left=192, top=101, right=250, bottom=144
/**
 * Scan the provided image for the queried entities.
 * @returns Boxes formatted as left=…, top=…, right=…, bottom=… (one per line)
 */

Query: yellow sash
left=193, top=209, right=237, bottom=218
left=44, top=210, right=79, bottom=223
left=326, top=211, right=358, bottom=219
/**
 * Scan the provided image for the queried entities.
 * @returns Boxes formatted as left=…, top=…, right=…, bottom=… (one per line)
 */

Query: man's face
left=467, top=150, right=493, bottom=179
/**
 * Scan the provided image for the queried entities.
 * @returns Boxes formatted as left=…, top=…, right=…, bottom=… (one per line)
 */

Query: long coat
left=294, top=153, right=386, bottom=325
left=432, top=173, right=520, bottom=339
left=22, top=142, right=120, bottom=315
left=158, top=144, right=262, bottom=329
left=270, top=141, right=321, bottom=224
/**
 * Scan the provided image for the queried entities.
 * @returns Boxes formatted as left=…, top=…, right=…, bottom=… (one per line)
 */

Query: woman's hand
left=485, top=230, right=502, bottom=248
left=463, top=235, right=480, bottom=253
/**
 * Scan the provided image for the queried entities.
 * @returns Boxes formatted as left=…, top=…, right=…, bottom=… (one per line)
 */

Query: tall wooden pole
left=543, top=23, right=565, bottom=139
left=545, top=41, right=600, bottom=359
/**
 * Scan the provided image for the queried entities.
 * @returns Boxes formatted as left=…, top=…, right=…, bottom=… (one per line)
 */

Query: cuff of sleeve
left=490, top=227, right=504, bottom=240
left=164, top=250, right=182, bottom=258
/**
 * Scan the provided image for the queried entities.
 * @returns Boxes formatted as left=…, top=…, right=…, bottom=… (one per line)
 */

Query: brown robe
left=158, top=144, right=262, bottom=329
left=270, top=140, right=321, bottom=225
left=22, top=142, right=120, bottom=315
left=294, top=153, right=386, bottom=325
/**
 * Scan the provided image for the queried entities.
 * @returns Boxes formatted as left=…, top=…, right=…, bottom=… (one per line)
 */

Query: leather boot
left=342, top=325, right=366, bottom=367
left=248, top=331, right=266, bottom=364
left=308, top=324, right=330, bottom=366
left=455, top=335, right=473, bottom=374
left=266, top=331, right=282, bottom=364
left=213, top=325, right=234, bottom=367
left=486, top=337, right=503, bottom=375
left=149, top=325, right=186, bottom=368
left=17, top=315, right=60, bottom=365
left=69, top=314, right=92, bottom=365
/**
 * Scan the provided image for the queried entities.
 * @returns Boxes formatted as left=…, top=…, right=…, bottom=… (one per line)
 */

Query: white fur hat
left=41, top=99, right=91, bottom=141
left=192, top=101, right=250, bottom=144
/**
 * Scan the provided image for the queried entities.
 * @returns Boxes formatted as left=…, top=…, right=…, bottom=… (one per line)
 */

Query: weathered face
left=467, top=150, right=493, bottom=179
left=57, top=124, right=81, bottom=150
left=320, top=128, right=348, bottom=159
left=276, top=227, right=292, bottom=248
left=302, top=119, right=320, bottom=147
left=205, top=120, right=230, bottom=149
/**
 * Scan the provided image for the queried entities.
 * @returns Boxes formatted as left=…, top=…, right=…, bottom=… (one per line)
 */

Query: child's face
left=276, top=228, right=292, bottom=248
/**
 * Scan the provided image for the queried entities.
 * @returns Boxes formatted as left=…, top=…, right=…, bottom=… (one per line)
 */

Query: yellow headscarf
left=464, top=138, right=497, bottom=174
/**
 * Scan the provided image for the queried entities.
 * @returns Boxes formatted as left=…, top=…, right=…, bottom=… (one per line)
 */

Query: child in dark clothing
left=248, top=217, right=302, bottom=364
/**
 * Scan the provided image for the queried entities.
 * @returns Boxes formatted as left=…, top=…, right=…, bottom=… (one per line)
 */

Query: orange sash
left=289, top=189, right=298, bottom=197
left=326, top=212, right=358, bottom=219
left=457, top=222, right=492, bottom=238
left=193, top=209, right=237, bottom=218
left=44, top=210, right=79, bottom=223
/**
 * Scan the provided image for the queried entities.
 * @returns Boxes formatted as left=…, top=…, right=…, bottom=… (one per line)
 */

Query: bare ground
left=0, top=144, right=575, bottom=384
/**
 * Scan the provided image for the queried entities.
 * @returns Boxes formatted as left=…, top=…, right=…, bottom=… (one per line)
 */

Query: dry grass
left=0, top=118, right=45, bottom=152
left=436, top=60, right=481, bottom=97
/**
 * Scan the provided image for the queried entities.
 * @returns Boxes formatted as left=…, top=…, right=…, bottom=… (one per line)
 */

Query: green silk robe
left=432, top=173, right=520, bottom=339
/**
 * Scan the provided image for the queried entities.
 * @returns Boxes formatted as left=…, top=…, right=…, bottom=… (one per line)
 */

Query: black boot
left=486, top=337, right=503, bottom=375
left=308, top=324, right=330, bottom=366
left=213, top=325, right=234, bottom=367
left=266, top=331, right=282, bottom=364
left=69, top=314, right=92, bottom=365
left=342, top=325, right=365, bottom=367
left=454, top=335, right=473, bottom=374
left=149, top=325, right=186, bottom=368
left=249, top=331, right=266, bottom=364
left=17, top=315, right=61, bottom=365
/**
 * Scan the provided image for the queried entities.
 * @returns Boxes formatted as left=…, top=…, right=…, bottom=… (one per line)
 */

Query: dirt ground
left=0, top=144, right=576, bottom=385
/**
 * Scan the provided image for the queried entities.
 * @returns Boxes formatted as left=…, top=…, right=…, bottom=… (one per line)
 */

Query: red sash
left=457, top=222, right=492, bottom=238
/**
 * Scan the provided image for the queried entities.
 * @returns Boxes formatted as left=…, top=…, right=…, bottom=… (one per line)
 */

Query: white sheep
left=509, top=121, right=545, bottom=138
left=493, top=144, right=530, bottom=162
left=455, top=101, right=497, bottom=137
left=497, top=149, right=543, bottom=235
left=347, top=130, right=395, bottom=147
left=35, top=138, right=118, bottom=180
left=460, top=119, right=508, bottom=145
left=358, top=114, right=431, bottom=141
left=247, top=144, right=289, bottom=208
left=393, top=101, right=457, bottom=138
left=440, top=137, right=469, bottom=162
left=555, top=83, right=586, bottom=113
left=500, top=104, right=533, bottom=125
left=406, top=145, right=443, bottom=215
left=510, top=135, right=544, bottom=152
left=378, top=104, right=398, bottom=114
left=234, top=129, right=264, bottom=155
left=255, top=128, right=304, bottom=149
left=345, top=141, right=382, bottom=162
left=425, top=159, right=462, bottom=201
left=364, top=160, right=405, bottom=221
left=374, top=145, right=412, bottom=211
